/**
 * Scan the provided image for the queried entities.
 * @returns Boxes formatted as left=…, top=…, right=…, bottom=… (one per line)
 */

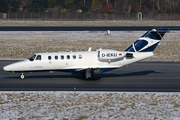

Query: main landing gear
left=83, top=68, right=94, bottom=80
left=20, top=73, right=25, bottom=79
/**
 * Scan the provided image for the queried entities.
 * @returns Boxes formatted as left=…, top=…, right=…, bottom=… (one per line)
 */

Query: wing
left=75, top=68, right=102, bottom=74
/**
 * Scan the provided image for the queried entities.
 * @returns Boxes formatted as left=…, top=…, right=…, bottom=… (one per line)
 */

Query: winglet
left=88, top=47, right=92, bottom=51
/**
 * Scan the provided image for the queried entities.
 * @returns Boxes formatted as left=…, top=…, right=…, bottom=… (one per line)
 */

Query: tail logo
left=125, top=28, right=169, bottom=52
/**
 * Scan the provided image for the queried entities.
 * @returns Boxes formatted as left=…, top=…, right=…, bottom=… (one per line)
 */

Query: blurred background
left=1, top=0, right=180, bottom=20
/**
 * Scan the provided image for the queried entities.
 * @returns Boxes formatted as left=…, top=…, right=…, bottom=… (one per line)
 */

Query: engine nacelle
left=97, top=50, right=125, bottom=61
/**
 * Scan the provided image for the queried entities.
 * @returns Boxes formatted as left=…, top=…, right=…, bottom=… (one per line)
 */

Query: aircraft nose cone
left=3, top=61, right=24, bottom=72
left=3, top=65, right=11, bottom=71
left=3, top=66, right=8, bottom=71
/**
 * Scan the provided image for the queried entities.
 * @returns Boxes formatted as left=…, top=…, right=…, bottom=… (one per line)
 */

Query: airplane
left=3, top=28, right=169, bottom=79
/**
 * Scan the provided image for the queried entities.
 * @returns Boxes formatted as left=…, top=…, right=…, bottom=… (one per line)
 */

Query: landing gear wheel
left=20, top=73, right=25, bottom=79
left=86, top=74, right=94, bottom=80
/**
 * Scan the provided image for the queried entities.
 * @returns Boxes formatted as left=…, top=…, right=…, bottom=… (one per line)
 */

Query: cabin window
left=36, top=55, right=41, bottom=60
left=48, top=56, right=51, bottom=60
left=28, top=54, right=36, bottom=61
left=67, top=55, right=70, bottom=59
left=73, top=55, right=76, bottom=59
left=79, top=54, right=82, bottom=59
left=55, top=56, right=58, bottom=60
left=61, top=55, right=64, bottom=60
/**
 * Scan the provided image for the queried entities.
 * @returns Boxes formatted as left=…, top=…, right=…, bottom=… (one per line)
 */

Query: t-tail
left=125, top=28, right=169, bottom=52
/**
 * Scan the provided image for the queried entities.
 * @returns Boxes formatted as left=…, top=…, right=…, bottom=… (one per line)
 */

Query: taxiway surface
left=0, top=26, right=180, bottom=31
left=0, top=60, right=180, bottom=91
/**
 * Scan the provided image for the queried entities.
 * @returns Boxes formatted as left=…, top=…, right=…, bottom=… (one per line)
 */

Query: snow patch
left=0, top=91, right=180, bottom=119
left=0, top=31, right=179, bottom=62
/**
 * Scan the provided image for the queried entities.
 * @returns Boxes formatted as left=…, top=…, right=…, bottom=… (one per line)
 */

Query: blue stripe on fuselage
left=99, top=68, right=117, bottom=72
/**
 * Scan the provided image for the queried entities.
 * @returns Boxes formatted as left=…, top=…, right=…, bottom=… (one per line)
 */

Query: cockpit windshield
left=28, top=54, right=36, bottom=61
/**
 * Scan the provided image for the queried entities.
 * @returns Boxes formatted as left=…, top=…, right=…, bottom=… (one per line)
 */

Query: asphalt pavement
left=1, top=60, right=180, bottom=91
left=0, top=26, right=180, bottom=31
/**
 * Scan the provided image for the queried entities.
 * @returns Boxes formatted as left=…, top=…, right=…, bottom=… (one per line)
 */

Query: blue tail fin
left=125, top=28, right=169, bottom=52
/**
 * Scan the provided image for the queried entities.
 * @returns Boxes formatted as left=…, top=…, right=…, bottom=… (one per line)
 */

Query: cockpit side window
left=36, top=55, right=41, bottom=60
left=28, top=54, right=36, bottom=61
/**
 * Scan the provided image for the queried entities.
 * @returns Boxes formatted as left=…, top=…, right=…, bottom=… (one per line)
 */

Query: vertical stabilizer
left=125, top=28, right=169, bottom=52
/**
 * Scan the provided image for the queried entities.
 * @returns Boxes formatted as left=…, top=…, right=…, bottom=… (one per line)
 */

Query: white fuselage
left=3, top=50, right=154, bottom=73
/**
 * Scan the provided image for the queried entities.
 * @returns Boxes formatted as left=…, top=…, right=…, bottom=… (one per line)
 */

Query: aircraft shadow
left=4, top=70, right=161, bottom=81
left=74, top=70, right=161, bottom=81
left=5, top=74, right=73, bottom=79
left=99, top=70, right=160, bottom=77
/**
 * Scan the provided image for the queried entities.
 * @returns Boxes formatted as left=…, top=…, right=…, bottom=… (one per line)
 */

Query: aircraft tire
left=86, top=74, right=94, bottom=80
left=20, top=73, right=25, bottom=79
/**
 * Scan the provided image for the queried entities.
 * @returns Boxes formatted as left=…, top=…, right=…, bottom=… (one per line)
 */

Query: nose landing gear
left=20, top=73, right=25, bottom=79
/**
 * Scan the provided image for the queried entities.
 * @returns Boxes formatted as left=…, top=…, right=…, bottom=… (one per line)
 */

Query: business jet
left=3, top=28, right=169, bottom=79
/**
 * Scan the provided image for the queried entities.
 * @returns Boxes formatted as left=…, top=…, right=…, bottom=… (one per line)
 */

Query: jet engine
left=97, top=50, right=125, bottom=61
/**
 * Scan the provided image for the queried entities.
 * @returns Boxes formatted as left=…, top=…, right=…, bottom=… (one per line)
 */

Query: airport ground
left=1, top=20, right=180, bottom=26
left=1, top=60, right=180, bottom=91
left=0, top=30, right=179, bottom=62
